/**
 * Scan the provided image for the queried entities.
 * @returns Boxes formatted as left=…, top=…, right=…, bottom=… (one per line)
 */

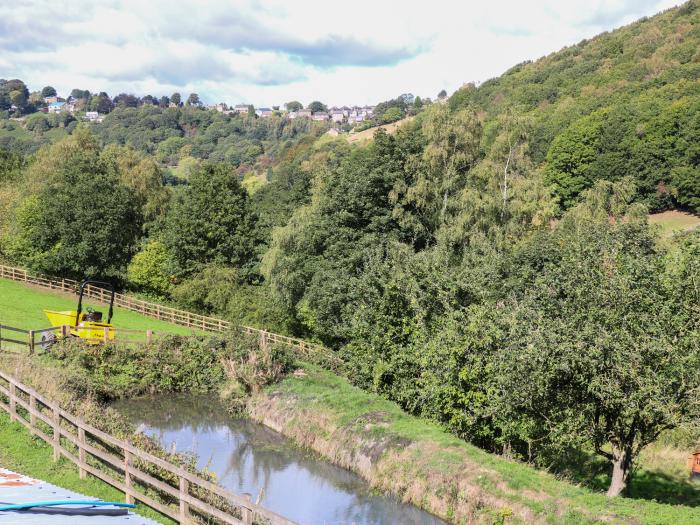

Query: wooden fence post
left=78, top=427, right=86, bottom=479
left=61, top=325, right=69, bottom=338
left=179, top=476, right=189, bottom=524
left=146, top=330, right=153, bottom=344
left=52, top=406, right=60, bottom=461
left=124, top=449, right=134, bottom=504
left=241, top=493, right=253, bottom=525
left=29, top=394, right=36, bottom=432
left=8, top=383, right=16, bottom=422
left=28, top=330, right=35, bottom=355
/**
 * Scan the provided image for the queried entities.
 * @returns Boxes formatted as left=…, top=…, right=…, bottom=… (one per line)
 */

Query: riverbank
left=248, top=364, right=700, bottom=525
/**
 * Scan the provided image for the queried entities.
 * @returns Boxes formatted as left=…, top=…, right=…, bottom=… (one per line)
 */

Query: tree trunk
left=607, top=444, right=633, bottom=497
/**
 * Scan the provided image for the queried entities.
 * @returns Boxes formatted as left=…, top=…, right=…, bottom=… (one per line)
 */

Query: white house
left=296, top=109, right=312, bottom=119
left=312, top=111, right=328, bottom=121
left=233, top=104, right=250, bottom=114
left=47, top=101, right=66, bottom=113
left=330, top=110, right=344, bottom=123
left=85, top=111, right=100, bottom=121
left=256, top=107, right=273, bottom=118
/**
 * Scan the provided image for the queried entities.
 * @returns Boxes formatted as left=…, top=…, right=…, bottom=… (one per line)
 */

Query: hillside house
left=47, top=101, right=65, bottom=113
left=296, top=109, right=312, bottom=119
left=233, top=104, right=250, bottom=114
left=312, top=111, right=329, bottom=121
left=331, top=110, right=344, bottom=122
left=256, top=107, right=273, bottom=118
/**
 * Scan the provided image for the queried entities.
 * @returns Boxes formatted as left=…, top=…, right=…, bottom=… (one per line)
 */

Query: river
left=112, top=395, right=448, bottom=525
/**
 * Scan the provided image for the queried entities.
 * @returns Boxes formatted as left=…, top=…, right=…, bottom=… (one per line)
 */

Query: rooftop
left=0, top=468, right=159, bottom=525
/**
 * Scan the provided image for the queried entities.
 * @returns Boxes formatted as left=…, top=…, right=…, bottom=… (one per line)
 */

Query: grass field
left=0, top=411, right=171, bottom=524
left=0, top=277, right=199, bottom=335
left=649, top=210, right=700, bottom=236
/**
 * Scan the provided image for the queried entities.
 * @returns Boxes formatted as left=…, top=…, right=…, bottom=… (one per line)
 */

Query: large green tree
left=13, top=128, right=140, bottom=280
left=162, top=163, right=256, bottom=275
left=494, top=181, right=700, bottom=496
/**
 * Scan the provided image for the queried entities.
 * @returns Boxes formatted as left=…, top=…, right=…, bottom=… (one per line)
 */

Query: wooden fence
left=0, top=324, right=163, bottom=353
left=0, top=370, right=297, bottom=525
left=0, top=265, right=335, bottom=365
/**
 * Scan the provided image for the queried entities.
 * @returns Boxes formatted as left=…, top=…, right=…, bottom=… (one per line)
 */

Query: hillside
left=450, top=0, right=700, bottom=211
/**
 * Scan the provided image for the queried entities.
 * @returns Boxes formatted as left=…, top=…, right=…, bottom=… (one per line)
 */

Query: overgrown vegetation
left=248, top=364, right=700, bottom=525
left=1, top=0, right=700, bottom=509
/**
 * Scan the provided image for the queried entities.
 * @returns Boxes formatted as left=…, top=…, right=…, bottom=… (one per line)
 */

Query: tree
left=114, top=93, right=140, bottom=108
left=413, top=96, right=423, bottom=109
left=14, top=128, right=140, bottom=280
left=285, top=101, right=303, bottom=112
left=672, top=166, right=700, bottom=212
left=381, top=106, right=404, bottom=123
left=170, top=92, right=181, bottom=106
left=41, top=86, right=57, bottom=97
left=70, top=88, right=90, bottom=100
left=391, top=104, right=482, bottom=240
left=89, top=92, right=113, bottom=113
left=495, top=181, right=700, bottom=496
left=186, top=93, right=201, bottom=106
left=159, top=95, right=170, bottom=108
left=437, top=89, right=447, bottom=99
left=127, top=241, right=173, bottom=296
left=307, top=101, right=327, bottom=113
left=162, top=163, right=255, bottom=275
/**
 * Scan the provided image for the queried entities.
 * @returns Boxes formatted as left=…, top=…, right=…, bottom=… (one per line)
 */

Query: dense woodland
left=2, top=0, right=700, bottom=498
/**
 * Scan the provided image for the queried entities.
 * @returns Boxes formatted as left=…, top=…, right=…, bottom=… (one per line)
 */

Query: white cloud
left=0, top=0, right=684, bottom=106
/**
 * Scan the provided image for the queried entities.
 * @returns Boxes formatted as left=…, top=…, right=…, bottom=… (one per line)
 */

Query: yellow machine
left=43, top=279, right=116, bottom=346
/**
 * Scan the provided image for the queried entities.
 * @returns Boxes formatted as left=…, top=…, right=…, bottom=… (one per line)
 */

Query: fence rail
left=0, top=324, right=163, bottom=353
left=0, top=370, right=297, bottom=525
left=0, top=265, right=333, bottom=363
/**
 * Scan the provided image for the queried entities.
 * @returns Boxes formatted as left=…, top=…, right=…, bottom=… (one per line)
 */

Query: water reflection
left=113, top=395, right=447, bottom=525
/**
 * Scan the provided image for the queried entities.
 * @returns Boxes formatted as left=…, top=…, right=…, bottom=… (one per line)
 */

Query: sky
left=0, top=0, right=684, bottom=107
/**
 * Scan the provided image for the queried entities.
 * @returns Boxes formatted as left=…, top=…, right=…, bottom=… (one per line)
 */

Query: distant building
left=330, top=110, right=344, bottom=123
left=47, top=101, right=66, bottom=113
left=85, top=111, right=100, bottom=121
left=213, top=103, right=227, bottom=112
left=168, top=102, right=178, bottom=108
left=287, top=111, right=298, bottom=119
left=256, top=107, right=273, bottom=118
left=233, top=104, right=250, bottom=114
left=43, top=96, right=60, bottom=104
left=312, top=111, right=328, bottom=121
left=296, top=109, right=312, bottom=119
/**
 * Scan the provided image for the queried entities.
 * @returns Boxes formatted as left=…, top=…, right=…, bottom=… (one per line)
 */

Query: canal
left=113, top=395, right=448, bottom=525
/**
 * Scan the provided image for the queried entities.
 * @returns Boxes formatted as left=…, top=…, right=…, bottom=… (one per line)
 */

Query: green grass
left=648, top=210, right=700, bottom=237
left=0, top=277, right=200, bottom=335
left=0, top=411, right=172, bottom=524
left=270, top=364, right=700, bottom=525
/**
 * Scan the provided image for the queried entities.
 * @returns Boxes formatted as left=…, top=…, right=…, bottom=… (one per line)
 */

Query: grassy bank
left=0, top=411, right=172, bottom=524
left=0, top=277, right=199, bottom=334
left=248, top=364, right=700, bottom=525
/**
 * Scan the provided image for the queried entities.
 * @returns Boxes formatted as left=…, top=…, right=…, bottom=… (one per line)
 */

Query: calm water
left=112, top=395, right=447, bottom=525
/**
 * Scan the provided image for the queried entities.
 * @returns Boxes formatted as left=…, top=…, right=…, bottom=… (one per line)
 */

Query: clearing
left=0, top=277, right=198, bottom=335
left=346, top=117, right=413, bottom=144
left=648, top=210, right=700, bottom=236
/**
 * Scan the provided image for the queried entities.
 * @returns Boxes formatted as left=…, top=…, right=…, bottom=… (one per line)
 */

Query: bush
left=49, top=330, right=295, bottom=405
left=127, top=241, right=173, bottom=296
